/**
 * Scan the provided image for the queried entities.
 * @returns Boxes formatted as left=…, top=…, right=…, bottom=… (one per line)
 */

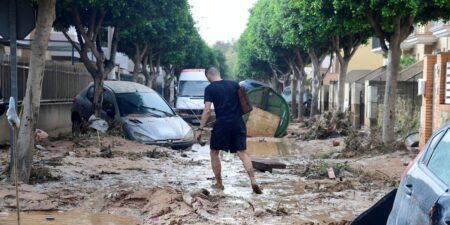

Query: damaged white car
left=71, top=81, right=194, bottom=150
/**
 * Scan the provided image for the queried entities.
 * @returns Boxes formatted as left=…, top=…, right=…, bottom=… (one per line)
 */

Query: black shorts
left=210, top=119, right=246, bottom=153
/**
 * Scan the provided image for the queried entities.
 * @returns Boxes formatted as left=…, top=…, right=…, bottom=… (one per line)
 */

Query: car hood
left=124, top=115, right=192, bottom=140
left=176, top=97, right=214, bottom=110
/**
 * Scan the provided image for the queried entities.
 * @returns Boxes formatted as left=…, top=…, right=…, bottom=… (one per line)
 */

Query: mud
left=0, top=123, right=415, bottom=224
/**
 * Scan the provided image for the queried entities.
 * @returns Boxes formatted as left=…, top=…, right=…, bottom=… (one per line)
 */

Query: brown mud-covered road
left=0, top=124, right=415, bottom=224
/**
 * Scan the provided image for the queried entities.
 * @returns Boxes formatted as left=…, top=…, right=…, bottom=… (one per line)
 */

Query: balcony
left=401, top=24, right=437, bottom=50
left=429, top=20, right=450, bottom=38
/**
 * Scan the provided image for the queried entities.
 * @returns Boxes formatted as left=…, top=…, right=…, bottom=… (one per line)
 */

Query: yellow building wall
left=347, top=39, right=385, bottom=71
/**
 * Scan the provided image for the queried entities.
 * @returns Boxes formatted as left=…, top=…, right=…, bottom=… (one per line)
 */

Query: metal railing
left=0, top=54, right=92, bottom=102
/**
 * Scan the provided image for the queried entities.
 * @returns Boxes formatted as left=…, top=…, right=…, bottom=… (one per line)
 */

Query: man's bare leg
left=237, top=150, right=262, bottom=194
left=210, top=150, right=224, bottom=190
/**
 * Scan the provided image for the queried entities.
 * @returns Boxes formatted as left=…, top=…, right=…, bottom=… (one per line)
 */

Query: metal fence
left=0, top=54, right=92, bottom=102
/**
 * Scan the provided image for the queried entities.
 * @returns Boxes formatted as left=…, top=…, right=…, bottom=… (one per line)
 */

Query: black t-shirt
left=204, top=80, right=242, bottom=124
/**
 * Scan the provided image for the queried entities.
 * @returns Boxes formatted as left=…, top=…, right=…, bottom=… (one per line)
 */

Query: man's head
left=205, top=66, right=221, bottom=82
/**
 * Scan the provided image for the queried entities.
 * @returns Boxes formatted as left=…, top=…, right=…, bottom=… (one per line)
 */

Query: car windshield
left=179, top=81, right=209, bottom=97
left=116, top=92, right=175, bottom=117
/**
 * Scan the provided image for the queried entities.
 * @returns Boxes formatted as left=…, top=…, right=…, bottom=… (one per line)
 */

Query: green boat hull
left=244, top=87, right=290, bottom=137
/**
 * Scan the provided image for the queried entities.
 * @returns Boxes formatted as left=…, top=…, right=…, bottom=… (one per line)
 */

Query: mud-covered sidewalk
left=0, top=123, right=415, bottom=225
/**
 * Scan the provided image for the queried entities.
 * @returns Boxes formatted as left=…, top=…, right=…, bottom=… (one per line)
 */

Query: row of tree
left=236, top=0, right=450, bottom=143
left=55, top=0, right=225, bottom=115
left=15, top=0, right=226, bottom=182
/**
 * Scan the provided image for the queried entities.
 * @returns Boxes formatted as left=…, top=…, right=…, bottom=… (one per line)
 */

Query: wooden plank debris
left=251, top=158, right=286, bottom=173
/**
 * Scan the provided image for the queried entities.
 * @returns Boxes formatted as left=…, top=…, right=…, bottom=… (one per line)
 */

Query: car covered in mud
left=71, top=81, right=194, bottom=149
left=385, top=122, right=450, bottom=224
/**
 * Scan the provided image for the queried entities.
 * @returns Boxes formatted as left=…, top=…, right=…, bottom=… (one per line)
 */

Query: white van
left=175, top=69, right=214, bottom=124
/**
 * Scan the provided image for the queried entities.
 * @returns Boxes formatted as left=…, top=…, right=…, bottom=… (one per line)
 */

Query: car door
left=102, top=90, right=117, bottom=119
left=400, top=129, right=449, bottom=225
left=424, top=128, right=450, bottom=225
left=387, top=131, right=446, bottom=225
left=80, top=86, right=95, bottom=120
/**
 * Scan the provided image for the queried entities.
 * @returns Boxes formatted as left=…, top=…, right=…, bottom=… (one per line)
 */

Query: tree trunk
left=337, top=59, right=349, bottom=112
left=271, top=75, right=279, bottom=93
left=163, top=67, right=173, bottom=103
left=142, top=54, right=150, bottom=86
left=15, top=0, right=55, bottom=182
left=132, top=44, right=141, bottom=82
left=298, top=76, right=305, bottom=120
left=291, top=64, right=299, bottom=119
left=309, top=48, right=320, bottom=117
left=93, top=75, right=104, bottom=117
left=382, top=42, right=401, bottom=143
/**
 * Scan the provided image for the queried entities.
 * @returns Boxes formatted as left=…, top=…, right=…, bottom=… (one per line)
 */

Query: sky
left=188, top=0, right=257, bottom=46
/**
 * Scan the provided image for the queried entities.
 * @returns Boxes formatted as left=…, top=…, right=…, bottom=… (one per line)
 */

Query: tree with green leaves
left=54, top=0, right=152, bottom=116
left=275, top=0, right=331, bottom=117
left=334, top=0, right=450, bottom=143
left=213, top=41, right=237, bottom=80
left=295, top=0, right=372, bottom=112
left=235, top=29, right=274, bottom=82
left=118, top=0, right=194, bottom=87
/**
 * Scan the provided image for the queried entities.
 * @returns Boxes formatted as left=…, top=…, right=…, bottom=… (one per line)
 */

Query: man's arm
left=195, top=101, right=212, bottom=142
left=199, top=101, right=212, bottom=129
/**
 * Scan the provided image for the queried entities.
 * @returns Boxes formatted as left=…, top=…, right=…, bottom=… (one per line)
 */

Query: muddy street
left=0, top=124, right=415, bottom=225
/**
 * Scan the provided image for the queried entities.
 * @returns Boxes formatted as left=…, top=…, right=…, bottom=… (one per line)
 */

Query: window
left=102, top=91, right=116, bottom=118
left=178, top=81, right=210, bottom=97
left=116, top=92, right=174, bottom=117
left=428, top=130, right=450, bottom=185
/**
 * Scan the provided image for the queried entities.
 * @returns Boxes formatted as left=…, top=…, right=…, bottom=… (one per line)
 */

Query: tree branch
left=331, top=36, right=344, bottom=65
left=105, top=27, right=119, bottom=73
left=74, top=26, right=84, bottom=50
left=140, top=43, right=149, bottom=59
left=62, top=30, right=81, bottom=53
left=73, top=8, right=101, bottom=60
left=96, top=34, right=104, bottom=58
left=92, top=10, right=106, bottom=42
left=86, top=9, right=97, bottom=40
left=367, top=9, right=389, bottom=54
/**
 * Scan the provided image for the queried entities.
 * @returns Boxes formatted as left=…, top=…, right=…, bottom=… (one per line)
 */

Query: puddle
left=0, top=210, right=141, bottom=225
left=246, top=139, right=290, bottom=157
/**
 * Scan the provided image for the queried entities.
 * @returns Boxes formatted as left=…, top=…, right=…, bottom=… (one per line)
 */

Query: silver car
left=71, top=81, right=194, bottom=149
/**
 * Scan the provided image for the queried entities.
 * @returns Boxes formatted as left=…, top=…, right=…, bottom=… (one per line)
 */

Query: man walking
left=195, top=67, right=262, bottom=194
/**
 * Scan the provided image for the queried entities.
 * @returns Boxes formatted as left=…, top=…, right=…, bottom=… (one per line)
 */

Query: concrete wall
left=347, top=40, right=385, bottom=72
left=364, top=82, right=378, bottom=128
left=0, top=102, right=72, bottom=143
left=350, top=83, right=363, bottom=129
left=363, top=80, right=421, bottom=129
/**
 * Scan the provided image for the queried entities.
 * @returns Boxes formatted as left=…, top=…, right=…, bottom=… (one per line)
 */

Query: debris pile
left=343, top=128, right=407, bottom=157
left=29, top=165, right=60, bottom=184
left=295, top=111, right=353, bottom=140
left=300, top=161, right=361, bottom=179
